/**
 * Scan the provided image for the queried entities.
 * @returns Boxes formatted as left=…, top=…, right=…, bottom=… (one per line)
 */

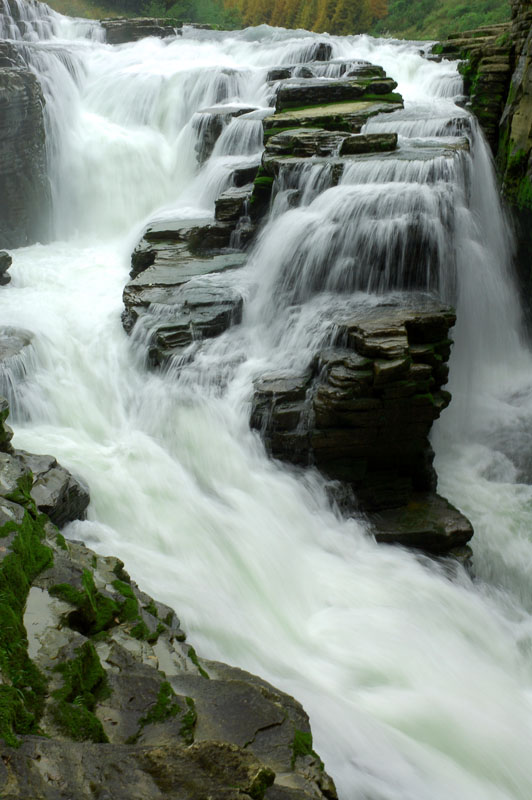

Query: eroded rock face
left=123, top=219, right=246, bottom=367
left=100, top=17, right=182, bottom=44
left=0, top=65, right=50, bottom=249
left=0, top=398, right=335, bottom=800
left=251, top=298, right=473, bottom=554
left=433, top=24, right=513, bottom=152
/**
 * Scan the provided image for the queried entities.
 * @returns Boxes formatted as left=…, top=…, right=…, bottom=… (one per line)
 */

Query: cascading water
left=3, top=6, right=532, bottom=799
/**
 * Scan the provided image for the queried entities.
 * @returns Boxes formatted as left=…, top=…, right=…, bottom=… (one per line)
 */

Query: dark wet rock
left=250, top=296, right=471, bottom=553
left=215, top=184, right=254, bottom=222
left=433, top=23, right=513, bottom=152
left=264, top=128, right=397, bottom=158
left=130, top=218, right=235, bottom=279
left=146, top=283, right=244, bottom=367
left=232, top=161, right=261, bottom=186
left=0, top=66, right=50, bottom=249
left=294, top=65, right=315, bottom=79
left=0, top=447, right=89, bottom=527
left=367, top=492, right=473, bottom=553
left=100, top=17, right=182, bottom=44
left=275, top=77, right=399, bottom=112
left=194, top=105, right=257, bottom=163
left=124, top=218, right=246, bottom=366
left=0, top=251, right=11, bottom=284
left=311, top=41, right=333, bottom=61
left=339, top=132, right=398, bottom=154
left=0, top=41, right=23, bottom=68
left=267, top=67, right=292, bottom=82
left=0, top=394, right=334, bottom=800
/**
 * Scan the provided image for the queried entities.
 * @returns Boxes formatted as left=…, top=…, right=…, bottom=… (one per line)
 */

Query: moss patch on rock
left=0, top=476, right=54, bottom=747
left=51, top=641, right=110, bottom=743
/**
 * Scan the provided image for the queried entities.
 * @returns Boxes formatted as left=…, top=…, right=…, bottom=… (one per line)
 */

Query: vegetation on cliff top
left=46, top=0, right=511, bottom=38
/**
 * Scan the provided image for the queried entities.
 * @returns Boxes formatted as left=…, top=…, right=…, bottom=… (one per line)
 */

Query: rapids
left=2, top=4, right=532, bottom=798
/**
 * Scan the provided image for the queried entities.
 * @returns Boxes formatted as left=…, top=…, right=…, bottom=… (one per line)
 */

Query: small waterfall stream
left=2, top=6, right=532, bottom=799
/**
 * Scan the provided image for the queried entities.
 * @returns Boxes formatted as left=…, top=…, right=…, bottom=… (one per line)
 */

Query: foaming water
left=3, top=7, right=532, bottom=799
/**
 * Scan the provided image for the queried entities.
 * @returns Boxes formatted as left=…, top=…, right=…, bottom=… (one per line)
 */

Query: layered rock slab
left=251, top=297, right=473, bottom=554
left=123, top=219, right=246, bottom=367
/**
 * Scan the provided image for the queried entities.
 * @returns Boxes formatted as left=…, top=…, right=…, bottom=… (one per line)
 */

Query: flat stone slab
left=265, top=99, right=403, bottom=135
left=367, top=492, right=474, bottom=553
left=275, top=77, right=399, bottom=112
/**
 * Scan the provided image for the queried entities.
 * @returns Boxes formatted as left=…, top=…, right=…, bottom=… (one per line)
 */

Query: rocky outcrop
left=435, top=2, right=532, bottom=305
left=123, top=219, right=246, bottom=367
left=0, top=63, right=50, bottom=249
left=100, top=17, right=182, bottom=45
left=0, top=399, right=335, bottom=800
left=498, top=0, right=532, bottom=288
left=251, top=298, right=473, bottom=554
left=433, top=24, right=513, bottom=152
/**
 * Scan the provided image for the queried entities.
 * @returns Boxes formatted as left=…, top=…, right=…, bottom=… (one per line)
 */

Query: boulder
left=100, top=17, right=182, bottom=44
left=367, top=492, right=474, bottom=554
left=215, top=184, right=254, bottom=222
left=0, top=446, right=89, bottom=527
left=0, top=66, right=50, bottom=249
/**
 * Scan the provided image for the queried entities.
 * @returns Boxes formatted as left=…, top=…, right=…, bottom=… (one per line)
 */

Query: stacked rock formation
left=0, top=43, right=50, bottom=249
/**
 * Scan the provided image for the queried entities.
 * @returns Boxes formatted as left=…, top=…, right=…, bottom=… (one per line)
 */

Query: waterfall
left=3, top=5, right=532, bottom=799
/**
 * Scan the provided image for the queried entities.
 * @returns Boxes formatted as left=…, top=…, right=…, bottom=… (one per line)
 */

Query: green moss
left=180, top=696, right=197, bottom=745
left=143, top=599, right=158, bottom=618
left=112, top=559, right=130, bottom=583
left=140, top=681, right=180, bottom=727
left=52, top=641, right=110, bottom=743
left=187, top=645, right=210, bottom=679
left=55, top=533, right=68, bottom=551
left=291, top=728, right=324, bottom=770
left=91, top=555, right=97, bottom=569
left=51, top=569, right=119, bottom=635
left=112, top=579, right=139, bottom=621
left=0, top=495, right=53, bottom=747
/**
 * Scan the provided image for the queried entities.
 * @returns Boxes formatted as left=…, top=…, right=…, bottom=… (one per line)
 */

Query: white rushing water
left=3, top=6, right=532, bottom=798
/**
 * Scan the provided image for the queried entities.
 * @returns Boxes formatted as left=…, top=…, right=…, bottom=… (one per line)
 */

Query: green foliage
left=52, top=641, right=110, bottom=743
left=187, top=645, right=210, bottom=679
left=0, top=497, right=53, bottom=747
left=373, top=0, right=511, bottom=40
left=290, top=728, right=324, bottom=770
left=180, top=696, right=197, bottom=744
left=139, top=681, right=180, bottom=726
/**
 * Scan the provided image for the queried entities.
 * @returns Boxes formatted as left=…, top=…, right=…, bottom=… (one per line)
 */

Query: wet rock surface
left=275, top=76, right=399, bottom=112
left=123, top=219, right=246, bottom=366
left=0, top=250, right=11, bottom=284
left=251, top=297, right=473, bottom=554
left=101, top=17, right=182, bottom=44
left=0, top=64, right=50, bottom=249
left=434, top=23, right=513, bottom=152
left=0, top=399, right=335, bottom=800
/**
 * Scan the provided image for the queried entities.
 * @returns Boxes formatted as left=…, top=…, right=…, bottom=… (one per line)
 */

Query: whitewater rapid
left=3, top=6, right=532, bottom=798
